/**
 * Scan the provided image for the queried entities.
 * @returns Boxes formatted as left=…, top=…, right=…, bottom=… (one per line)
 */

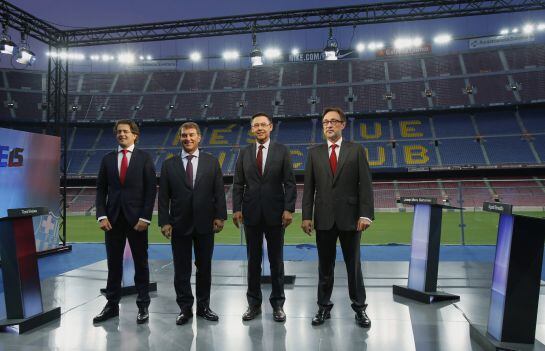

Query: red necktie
left=256, top=144, right=264, bottom=176
left=120, top=149, right=128, bottom=185
left=329, top=144, right=337, bottom=174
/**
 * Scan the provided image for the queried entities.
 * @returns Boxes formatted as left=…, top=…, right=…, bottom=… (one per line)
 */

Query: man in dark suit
left=232, top=112, right=296, bottom=322
left=158, top=122, right=227, bottom=325
left=94, top=119, right=157, bottom=324
left=301, top=107, right=374, bottom=328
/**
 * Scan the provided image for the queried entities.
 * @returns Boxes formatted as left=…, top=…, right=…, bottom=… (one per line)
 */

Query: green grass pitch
left=66, top=211, right=544, bottom=245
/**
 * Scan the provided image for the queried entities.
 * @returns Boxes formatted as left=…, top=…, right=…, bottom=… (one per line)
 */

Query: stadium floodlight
left=139, top=55, right=145, bottom=60
left=393, top=37, right=412, bottom=49
left=101, top=54, right=113, bottom=62
left=90, top=54, right=100, bottom=61
left=189, top=51, right=202, bottom=62
left=0, top=21, right=16, bottom=55
left=291, top=48, right=300, bottom=56
left=367, top=42, right=384, bottom=51
left=355, top=42, right=365, bottom=53
left=146, top=55, right=152, bottom=60
left=523, top=24, right=535, bottom=34
left=538, top=23, right=545, bottom=31
left=511, top=27, right=519, bottom=33
left=264, top=48, right=281, bottom=60
left=411, top=37, right=423, bottom=47
left=222, top=50, right=239, bottom=60
left=250, top=32, right=263, bottom=66
left=433, top=34, right=452, bottom=45
left=118, top=53, right=135, bottom=64
left=499, top=28, right=509, bottom=35
left=323, top=27, right=339, bottom=61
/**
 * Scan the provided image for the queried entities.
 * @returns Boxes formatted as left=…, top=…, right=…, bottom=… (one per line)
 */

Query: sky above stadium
left=5, top=0, right=545, bottom=70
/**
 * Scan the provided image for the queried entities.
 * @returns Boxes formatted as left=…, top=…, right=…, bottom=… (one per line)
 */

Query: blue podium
left=393, top=198, right=461, bottom=303
left=470, top=202, right=545, bottom=348
left=0, top=208, right=61, bottom=333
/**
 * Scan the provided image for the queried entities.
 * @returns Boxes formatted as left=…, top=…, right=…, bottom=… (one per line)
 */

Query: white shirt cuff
left=359, top=217, right=373, bottom=223
left=139, top=218, right=151, bottom=224
left=97, top=216, right=108, bottom=222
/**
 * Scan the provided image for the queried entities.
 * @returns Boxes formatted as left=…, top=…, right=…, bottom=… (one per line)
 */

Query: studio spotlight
left=222, top=50, right=239, bottom=60
left=523, top=24, right=535, bottom=34
left=15, top=33, right=35, bottom=66
left=367, top=42, right=384, bottom=51
left=0, top=21, right=16, bottom=55
left=250, top=32, right=263, bottom=67
left=291, top=48, right=300, bottom=56
left=499, top=28, right=509, bottom=35
left=264, top=48, right=281, bottom=60
left=323, top=27, right=338, bottom=61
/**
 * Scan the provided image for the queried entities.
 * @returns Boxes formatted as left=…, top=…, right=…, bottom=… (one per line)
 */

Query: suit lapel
left=319, top=144, right=333, bottom=180
left=333, top=142, right=350, bottom=184
left=125, top=148, right=138, bottom=179
left=194, top=152, right=204, bottom=188
left=173, top=155, right=191, bottom=189
left=249, top=143, right=260, bottom=177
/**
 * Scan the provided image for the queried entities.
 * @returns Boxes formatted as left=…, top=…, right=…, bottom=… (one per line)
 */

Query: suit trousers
left=105, top=212, right=150, bottom=308
left=316, top=225, right=366, bottom=311
left=171, top=230, right=215, bottom=310
left=245, top=222, right=285, bottom=308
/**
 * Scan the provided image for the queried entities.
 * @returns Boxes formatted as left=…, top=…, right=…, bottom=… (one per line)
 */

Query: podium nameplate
left=483, top=202, right=512, bottom=215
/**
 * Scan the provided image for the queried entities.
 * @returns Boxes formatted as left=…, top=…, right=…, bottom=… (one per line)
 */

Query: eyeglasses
left=251, top=123, right=271, bottom=128
left=322, top=119, right=343, bottom=126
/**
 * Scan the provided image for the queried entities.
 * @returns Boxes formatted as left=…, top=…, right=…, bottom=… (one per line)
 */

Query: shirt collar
left=327, top=137, right=343, bottom=149
left=181, top=148, right=200, bottom=159
left=257, top=139, right=271, bottom=149
left=118, top=144, right=135, bottom=153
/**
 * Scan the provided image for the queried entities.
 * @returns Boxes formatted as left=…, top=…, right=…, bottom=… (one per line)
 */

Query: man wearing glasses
left=301, top=107, right=374, bottom=328
left=233, top=112, right=296, bottom=322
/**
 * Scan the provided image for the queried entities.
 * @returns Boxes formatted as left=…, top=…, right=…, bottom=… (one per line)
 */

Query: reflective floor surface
left=1, top=260, right=545, bottom=350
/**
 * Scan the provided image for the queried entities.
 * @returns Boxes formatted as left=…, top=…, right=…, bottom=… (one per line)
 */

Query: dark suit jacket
left=302, top=141, right=374, bottom=231
left=96, top=148, right=157, bottom=226
left=158, top=152, right=227, bottom=236
left=232, top=142, right=296, bottom=227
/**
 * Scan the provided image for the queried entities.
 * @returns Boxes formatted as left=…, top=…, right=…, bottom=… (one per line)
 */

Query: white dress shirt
left=181, top=148, right=200, bottom=187
left=255, top=138, right=270, bottom=175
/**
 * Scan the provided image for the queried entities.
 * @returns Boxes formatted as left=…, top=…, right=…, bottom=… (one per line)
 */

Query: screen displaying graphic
left=407, top=204, right=431, bottom=292
left=0, top=127, right=61, bottom=252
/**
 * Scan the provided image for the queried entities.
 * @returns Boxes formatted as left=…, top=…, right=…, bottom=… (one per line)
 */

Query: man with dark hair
left=302, top=107, right=374, bottom=328
left=94, top=119, right=157, bottom=324
left=233, top=112, right=296, bottom=322
left=159, top=122, right=227, bottom=325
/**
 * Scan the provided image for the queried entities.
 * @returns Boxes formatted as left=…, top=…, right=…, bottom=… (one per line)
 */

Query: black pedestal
left=0, top=207, right=61, bottom=333
left=469, top=206, right=545, bottom=346
left=392, top=202, right=461, bottom=303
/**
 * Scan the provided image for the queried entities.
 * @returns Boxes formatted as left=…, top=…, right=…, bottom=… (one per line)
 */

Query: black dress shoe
left=273, top=307, right=286, bottom=322
left=93, top=304, right=119, bottom=323
left=242, top=305, right=261, bottom=321
left=197, top=306, right=219, bottom=321
left=176, top=309, right=193, bottom=325
left=355, top=308, right=371, bottom=328
left=137, top=307, right=149, bottom=324
left=311, top=307, right=331, bottom=326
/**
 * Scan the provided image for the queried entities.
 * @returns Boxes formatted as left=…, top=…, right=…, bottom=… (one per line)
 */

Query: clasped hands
left=160, top=219, right=225, bottom=240
left=301, top=218, right=371, bottom=236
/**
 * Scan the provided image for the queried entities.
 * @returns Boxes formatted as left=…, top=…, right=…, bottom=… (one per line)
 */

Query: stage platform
left=1, top=260, right=545, bottom=350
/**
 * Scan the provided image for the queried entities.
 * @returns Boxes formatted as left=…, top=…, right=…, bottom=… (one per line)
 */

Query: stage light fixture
left=15, top=34, right=35, bottom=66
left=511, top=27, right=519, bottom=33
left=394, top=37, right=412, bottom=49
left=291, top=48, right=300, bottom=56
left=323, top=27, right=338, bottom=61
left=355, top=42, right=365, bottom=53
left=250, top=32, right=263, bottom=66
left=189, top=51, right=202, bottom=62
left=0, top=22, right=16, bottom=55
left=146, top=55, right=152, bottom=60
left=367, top=42, right=384, bottom=51
left=499, top=28, right=509, bottom=35
left=118, top=53, right=135, bottom=64
left=433, top=34, right=452, bottom=44
left=538, top=23, right=545, bottom=31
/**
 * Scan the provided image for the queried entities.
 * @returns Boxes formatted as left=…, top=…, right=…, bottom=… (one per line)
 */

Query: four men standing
left=94, top=107, right=373, bottom=328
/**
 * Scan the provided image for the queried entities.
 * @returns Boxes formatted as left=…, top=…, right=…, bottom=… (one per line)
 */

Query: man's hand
left=357, top=218, right=372, bottom=232
left=232, top=211, right=243, bottom=228
left=282, top=211, right=293, bottom=228
left=133, top=220, right=149, bottom=232
left=161, top=224, right=173, bottom=239
left=213, top=219, right=225, bottom=233
left=301, top=220, right=314, bottom=236
left=99, top=218, right=112, bottom=232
